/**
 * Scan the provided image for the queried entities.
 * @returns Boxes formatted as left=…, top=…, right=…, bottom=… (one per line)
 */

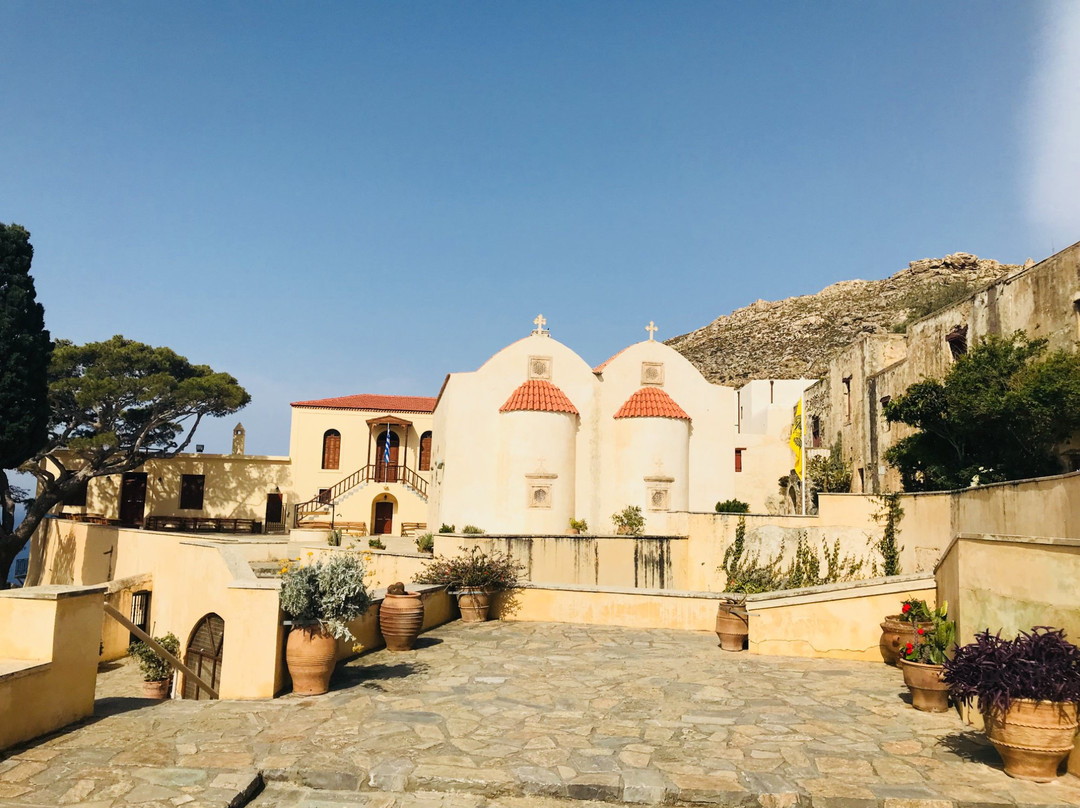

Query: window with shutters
left=734, top=448, right=744, bottom=473
left=179, top=474, right=205, bottom=510
left=322, top=429, right=341, bottom=470
left=419, top=431, right=432, bottom=471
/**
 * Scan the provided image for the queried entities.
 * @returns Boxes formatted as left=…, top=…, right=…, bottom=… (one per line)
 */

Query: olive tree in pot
left=280, top=554, right=373, bottom=695
left=943, top=626, right=1080, bottom=782
left=129, top=632, right=181, bottom=699
left=415, top=546, right=523, bottom=623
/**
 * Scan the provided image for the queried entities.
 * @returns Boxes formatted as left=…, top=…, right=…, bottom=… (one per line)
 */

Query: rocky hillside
left=667, top=253, right=1024, bottom=384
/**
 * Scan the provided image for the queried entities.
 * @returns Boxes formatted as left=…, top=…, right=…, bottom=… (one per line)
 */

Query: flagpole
left=801, top=394, right=807, bottom=516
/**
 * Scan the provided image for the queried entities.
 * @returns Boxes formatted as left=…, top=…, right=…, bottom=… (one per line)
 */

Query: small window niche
left=946, top=325, right=968, bottom=361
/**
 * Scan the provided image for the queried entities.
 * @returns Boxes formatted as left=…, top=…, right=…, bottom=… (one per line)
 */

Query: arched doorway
left=375, top=430, right=400, bottom=482
left=372, top=493, right=398, bottom=535
left=183, top=613, right=224, bottom=700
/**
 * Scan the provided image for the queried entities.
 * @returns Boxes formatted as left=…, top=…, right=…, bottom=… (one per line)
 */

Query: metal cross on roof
left=533, top=313, right=548, bottom=335
left=646, top=321, right=658, bottom=341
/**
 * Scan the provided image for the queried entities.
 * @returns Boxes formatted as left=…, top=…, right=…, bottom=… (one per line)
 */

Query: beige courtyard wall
left=492, top=575, right=935, bottom=662
left=0, top=585, right=105, bottom=750
left=29, top=520, right=285, bottom=698
left=436, top=534, right=688, bottom=591
left=934, top=533, right=1080, bottom=777
left=746, top=575, right=936, bottom=661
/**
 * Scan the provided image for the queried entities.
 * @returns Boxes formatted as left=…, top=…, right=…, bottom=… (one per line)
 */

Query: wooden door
left=264, top=493, right=283, bottom=526
left=373, top=501, right=393, bottom=535
left=183, top=614, right=224, bottom=700
left=375, top=432, right=400, bottom=483
left=119, top=472, right=148, bottom=527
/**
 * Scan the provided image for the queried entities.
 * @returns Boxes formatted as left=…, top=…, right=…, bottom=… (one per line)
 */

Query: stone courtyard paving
left=3, top=621, right=1080, bottom=807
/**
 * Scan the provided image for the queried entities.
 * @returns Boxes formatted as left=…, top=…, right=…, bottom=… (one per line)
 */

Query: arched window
left=419, top=431, right=432, bottom=471
left=322, top=429, right=341, bottom=470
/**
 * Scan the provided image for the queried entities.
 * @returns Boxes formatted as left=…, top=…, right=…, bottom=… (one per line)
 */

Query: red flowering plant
left=899, top=598, right=933, bottom=625
left=901, top=602, right=955, bottom=665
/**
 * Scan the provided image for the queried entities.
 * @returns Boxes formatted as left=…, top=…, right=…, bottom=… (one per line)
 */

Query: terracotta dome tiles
left=499, top=380, right=579, bottom=415
left=614, top=387, right=691, bottom=421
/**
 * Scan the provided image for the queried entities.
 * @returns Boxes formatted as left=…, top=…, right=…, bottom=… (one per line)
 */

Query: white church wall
left=496, top=410, right=577, bottom=534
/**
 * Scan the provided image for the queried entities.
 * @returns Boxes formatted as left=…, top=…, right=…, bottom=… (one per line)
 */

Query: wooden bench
left=296, top=520, right=367, bottom=536
left=400, top=522, right=427, bottom=537
left=144, top=515, right=263, bottom=534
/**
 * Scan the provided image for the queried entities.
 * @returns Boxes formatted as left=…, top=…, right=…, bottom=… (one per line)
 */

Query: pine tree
left=0, top=223, right=51, bottom=470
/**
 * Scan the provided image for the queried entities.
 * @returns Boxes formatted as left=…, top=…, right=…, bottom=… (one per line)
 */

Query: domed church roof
left=499, top=380, right=579, bottom=415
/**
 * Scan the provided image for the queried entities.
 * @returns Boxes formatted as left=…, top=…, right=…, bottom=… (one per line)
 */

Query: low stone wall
left=435, top=534, right=689, bottom=590
left=493, top=574, right=936, bottom=662
left=745, top=574, right=936, bottom=661
left=0, top=584, right=105, bottom=751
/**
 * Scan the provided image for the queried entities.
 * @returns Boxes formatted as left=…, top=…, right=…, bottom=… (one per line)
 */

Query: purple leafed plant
left=942, top=626, right=1080, bottom=714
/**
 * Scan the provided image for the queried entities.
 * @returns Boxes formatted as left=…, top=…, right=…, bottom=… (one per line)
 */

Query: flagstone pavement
left=2, top=620, right=1080, bottom=808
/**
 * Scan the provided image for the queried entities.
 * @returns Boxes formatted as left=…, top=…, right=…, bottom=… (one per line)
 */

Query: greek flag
left=383, top=424, right=391, bottom=466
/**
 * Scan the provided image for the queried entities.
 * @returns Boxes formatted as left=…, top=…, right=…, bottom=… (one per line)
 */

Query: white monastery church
left=45, top=317, right=809, bottom=537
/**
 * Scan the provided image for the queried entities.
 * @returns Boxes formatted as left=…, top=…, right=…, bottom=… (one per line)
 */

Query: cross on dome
left=646, top=321, right=658, bottom=341
left=532, top=313, right=549, bottom=336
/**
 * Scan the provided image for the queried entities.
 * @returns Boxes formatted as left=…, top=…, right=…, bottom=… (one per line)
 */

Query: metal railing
left=293, top=464, right=429, bottom=526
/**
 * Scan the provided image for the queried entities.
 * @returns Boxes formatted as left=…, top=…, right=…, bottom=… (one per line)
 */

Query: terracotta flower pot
left=456, top=588, right=491, bottom=623
left=379, top=592, right=425, bottom=651
left=879, top=616, right=933, bottom=666
left=983, top=699, right=1079, bottom=782
left=142, top=678, right=171, bottom=699
left=900, top=660, right=949, bottom=712
left=715, top=602, right=749, bottom=652
left=286, top=625, right=338, bottom=695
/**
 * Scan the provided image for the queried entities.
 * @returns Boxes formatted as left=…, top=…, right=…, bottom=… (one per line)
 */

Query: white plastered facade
left=429, top=332, right=792, bottom=534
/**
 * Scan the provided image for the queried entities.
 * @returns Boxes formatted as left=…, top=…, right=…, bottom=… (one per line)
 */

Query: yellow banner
left=790, top=398, right=803, bottom=479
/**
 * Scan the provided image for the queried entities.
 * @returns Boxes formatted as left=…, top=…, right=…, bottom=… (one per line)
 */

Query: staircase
left=294, top=464, right=428, bottom=525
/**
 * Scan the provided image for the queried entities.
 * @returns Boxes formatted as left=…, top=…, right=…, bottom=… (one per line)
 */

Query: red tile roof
left=613, top=388, right=691, bottom=421
left=593, top=346, right=629, bottom=374
left=291, top=394, right=438, bottom=413
left=499, top=380, right=579, bottom=415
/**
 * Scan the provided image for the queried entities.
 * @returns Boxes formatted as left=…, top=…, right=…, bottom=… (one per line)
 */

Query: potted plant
left=379, top=581, right=425, bottom=652
left=611, top=505, right=644, bottom=536
left=568, top=518, right=587, bottom=535
left=279, top=554, right=373, bottom=695
left=129, top=632, right=180, bottom=699
left=943, top=626, right=1080, bottom=782
left=415, top=546, right=523, bottom=622
left=715, top=595, right=749, bottom=652
left=898, top=603, right=954, bottom=712
left=879, top=598, right=934, bottom=666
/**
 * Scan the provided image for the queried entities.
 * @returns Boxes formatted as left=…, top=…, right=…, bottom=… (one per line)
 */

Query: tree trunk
left=0, top=469, right=64, bottom=588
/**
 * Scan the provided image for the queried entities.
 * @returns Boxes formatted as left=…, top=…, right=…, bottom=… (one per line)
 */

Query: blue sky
left=2, top=2, right=1078, bottom=456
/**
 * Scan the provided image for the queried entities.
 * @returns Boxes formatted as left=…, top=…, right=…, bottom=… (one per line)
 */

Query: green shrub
left=368, top=537, right=386, bottom=550
left=129, top=632, right=180, bottom=682
left=569, top=518, right=588, bottom=532
left=438, top=523, right=455, bottom=533
left=415, top=532, right=435, bottom=553
left=715, top=499, right=750, bottom=514
left=462, top=524, right=485, bottom=535
left=611, top=505, right=645, bottom=536
left=415, top=546, right=524, bottom=591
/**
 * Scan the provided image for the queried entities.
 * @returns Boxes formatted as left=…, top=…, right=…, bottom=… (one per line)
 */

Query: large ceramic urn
left=379, top=592, right=425, bottom=651
left=286, top=625, right=338, bottom=695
